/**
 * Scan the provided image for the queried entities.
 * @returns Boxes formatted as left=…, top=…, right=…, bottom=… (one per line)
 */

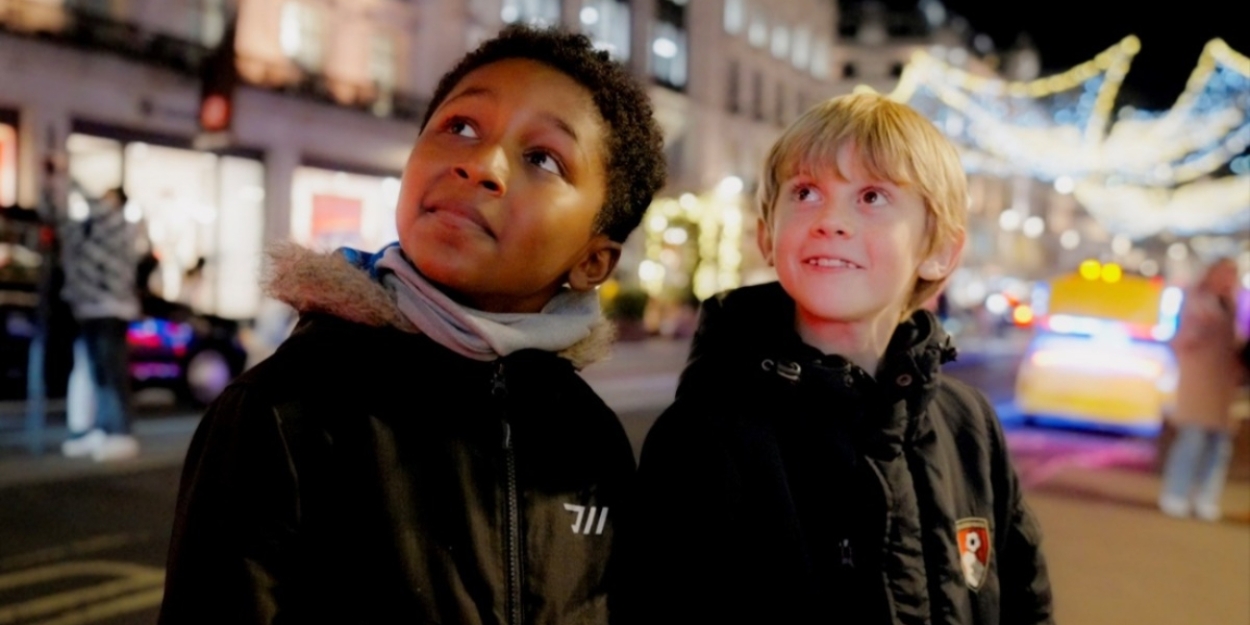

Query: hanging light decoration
left=887, top=36, right=1250, bottom=239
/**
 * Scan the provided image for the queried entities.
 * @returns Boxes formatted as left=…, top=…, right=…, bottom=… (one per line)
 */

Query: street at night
left=2, top=0, right=1248, bottom=623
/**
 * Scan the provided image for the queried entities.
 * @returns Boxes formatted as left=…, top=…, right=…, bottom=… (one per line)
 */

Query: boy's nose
left=812, top=205, right=854, bottom=237
left=453, top=146, right=508, bottom=195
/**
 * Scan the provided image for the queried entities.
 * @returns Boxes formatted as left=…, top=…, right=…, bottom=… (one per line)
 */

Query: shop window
left=501, top=0, right=561, bottom=27
left=213, top=157, right=265, bottom=319
left=651, top=0, right=688, bottom=91
left=123, top=143, right=264, bottom=318
left=0, top=121, right=16, bottom=207
left=581, top=0, right=630, bottom=61
left=67, top=134, right=124, bottom=207
left=65, top=133, right=265, bottom=319
left=280, top=1, right=324, bottom=72
left=291, top=166, right=400, bottom=256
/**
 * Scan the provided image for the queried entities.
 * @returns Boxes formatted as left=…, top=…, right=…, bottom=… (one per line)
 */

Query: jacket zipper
left=840, top=538, right=855, bottom=568
left=493, top=361, right=523, bottom=625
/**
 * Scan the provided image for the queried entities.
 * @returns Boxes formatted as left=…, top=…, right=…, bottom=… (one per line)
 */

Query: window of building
left=66, top=133, right=266, bottom=318
left=890, top=61, right=905, bottom=78
left=371, top=33, right=397, bottom=116
left=581, top=0, right=630, bottom=61
left=501, top=0, right=561, bottom=27
left=751, top=70, right=763, bottom=121
left=842, top=62, right=856, bottom=78
left=291, top=167, right=401, bottom=257
left=790, top=26, right=810, bottom=70
left=652, top=0, right=688, bottom=91
left=726, top=59, right=740, bottom=114
left=810, top=37, right=830, bottom=79
left=747, top=8, right=767, bottom=48
left=770, top=24, right=789, bottom=59
left=280, top=1, right=324, bottom=72
left=724, top=0, right=744, bottom=35
left=194, top=0, right=226, bottom=48
left=775, top=81, right=786, bottom=127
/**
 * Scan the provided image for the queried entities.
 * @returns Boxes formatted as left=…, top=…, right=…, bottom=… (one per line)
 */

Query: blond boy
left=613, top=93, right=1053, bottom=625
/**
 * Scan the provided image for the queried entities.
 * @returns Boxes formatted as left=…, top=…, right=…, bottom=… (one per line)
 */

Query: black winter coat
left=160, top=245, right=634, bottom=625
left=611, top=282, right=1053, bottom=625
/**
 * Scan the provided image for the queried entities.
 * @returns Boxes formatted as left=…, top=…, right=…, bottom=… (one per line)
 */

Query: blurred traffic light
left=198, top=9, right=237, bottom=135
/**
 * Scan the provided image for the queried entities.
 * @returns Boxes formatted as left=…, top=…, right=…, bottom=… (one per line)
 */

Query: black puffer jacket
left=611, top=282, right=1053, bottom=625
left=160, top=246, right=634, bottom=625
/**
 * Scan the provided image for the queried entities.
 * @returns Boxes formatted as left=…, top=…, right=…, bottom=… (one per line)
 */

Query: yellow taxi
left=1014, top=260, right=1180, bottom=433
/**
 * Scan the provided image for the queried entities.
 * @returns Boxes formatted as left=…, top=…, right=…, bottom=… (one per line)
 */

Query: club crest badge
left=956, top=517, right=991, bottom=590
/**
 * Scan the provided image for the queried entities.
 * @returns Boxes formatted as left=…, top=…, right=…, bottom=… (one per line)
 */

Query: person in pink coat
left=1159, top=258, right=1246, bottom=521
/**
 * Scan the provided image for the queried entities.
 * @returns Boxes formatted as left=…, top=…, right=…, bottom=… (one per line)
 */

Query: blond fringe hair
left=757, top=92, right=968, bottom=314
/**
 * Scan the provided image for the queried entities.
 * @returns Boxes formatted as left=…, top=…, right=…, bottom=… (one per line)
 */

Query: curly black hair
left=422, top=25, right=667, bottom=243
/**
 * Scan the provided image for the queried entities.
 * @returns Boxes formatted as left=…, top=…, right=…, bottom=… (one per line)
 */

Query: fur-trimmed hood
left=262, top=242, right=615, bottom=369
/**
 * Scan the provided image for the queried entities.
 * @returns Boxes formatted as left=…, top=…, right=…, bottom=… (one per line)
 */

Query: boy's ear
left=917, top=231, right=965, bottom=281
left=567, top=234, right=622, bottom=291
left=756, top=217, right=775, bottom=266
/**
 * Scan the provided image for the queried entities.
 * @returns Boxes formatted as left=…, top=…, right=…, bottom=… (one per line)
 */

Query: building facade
left=1, top=0, right=857, bottom=320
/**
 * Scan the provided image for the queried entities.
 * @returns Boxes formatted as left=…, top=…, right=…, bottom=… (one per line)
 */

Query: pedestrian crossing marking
left=0, top=561, right=164, bottom=625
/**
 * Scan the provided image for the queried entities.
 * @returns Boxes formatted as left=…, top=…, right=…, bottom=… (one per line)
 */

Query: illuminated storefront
left=289, top=164, right=400, bottom=253
left=0, top=110, right=16, bottom=207
left=65, top=127, right=265, bottom=320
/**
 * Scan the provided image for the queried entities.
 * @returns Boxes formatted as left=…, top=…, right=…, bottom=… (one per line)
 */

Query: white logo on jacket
left=563, top=503, right=609, bottom=535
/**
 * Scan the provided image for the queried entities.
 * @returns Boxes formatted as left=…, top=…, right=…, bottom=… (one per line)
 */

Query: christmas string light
left=887, top=36, right=1249, bottom=239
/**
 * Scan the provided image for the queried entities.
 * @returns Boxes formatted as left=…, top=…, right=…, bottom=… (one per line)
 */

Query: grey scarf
left=374, top=246, right=602, bottom=361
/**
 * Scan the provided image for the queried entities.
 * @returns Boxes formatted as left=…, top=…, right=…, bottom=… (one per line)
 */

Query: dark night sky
left=869, top=0, right=1250, bottom=111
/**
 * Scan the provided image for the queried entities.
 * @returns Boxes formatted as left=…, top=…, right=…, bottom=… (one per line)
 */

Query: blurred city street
left=1, top=335, right=1247, bottom=625
left=0, top=0, right=1247, bottom=623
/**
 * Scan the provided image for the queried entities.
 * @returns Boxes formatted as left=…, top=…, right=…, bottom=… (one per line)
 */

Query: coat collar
left=681, top=282, right=959, bottom=451
left=261, top=241, right=616, bottom=369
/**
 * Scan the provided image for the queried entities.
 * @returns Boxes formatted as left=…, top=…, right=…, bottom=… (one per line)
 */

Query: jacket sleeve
left=159, top=385, right=301, bottom=625
left=986, top=401, right=1055, bottom=625
left=608, top=400, right=740, bottom=625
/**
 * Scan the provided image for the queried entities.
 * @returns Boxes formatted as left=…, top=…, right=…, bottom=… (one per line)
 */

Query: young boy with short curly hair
left=161, top=25, right=665, bottom=625
left=613, top=93, right=1053, bottom=625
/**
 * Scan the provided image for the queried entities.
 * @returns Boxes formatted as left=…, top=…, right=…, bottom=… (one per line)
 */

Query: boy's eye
left=793, top=184, right=821, bottom=202
left=526, top=150, right=564, bottom=176
left=860, top=189, right=889, bottom=205
left=446, top=118, right=478, bottom=138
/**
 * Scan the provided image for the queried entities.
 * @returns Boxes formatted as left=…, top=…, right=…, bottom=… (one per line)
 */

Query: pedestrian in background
left=58, top=185, right=140, bottom=462
left=1159, top=257, right=1245, bottom=521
